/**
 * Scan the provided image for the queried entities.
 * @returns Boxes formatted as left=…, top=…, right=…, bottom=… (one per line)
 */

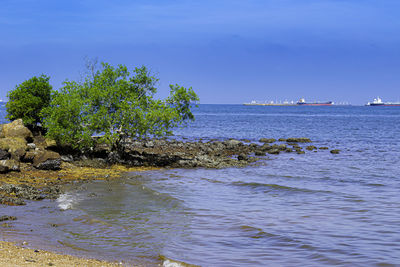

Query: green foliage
left=6, top=75, right=52, bottom=127
left=43, top=62, right=199, bottom=150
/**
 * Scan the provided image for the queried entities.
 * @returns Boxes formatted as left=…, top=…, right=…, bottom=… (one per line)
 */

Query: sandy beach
left=0, top=240, right=122, bottom=266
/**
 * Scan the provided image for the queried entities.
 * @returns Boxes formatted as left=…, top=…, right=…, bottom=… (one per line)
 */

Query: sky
left=1, top=0, right=400, bottom=104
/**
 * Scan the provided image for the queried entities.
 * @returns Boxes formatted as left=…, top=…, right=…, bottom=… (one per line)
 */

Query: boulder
left=0, top=137, right=27, bottom=152
left=33, top=151, right=61, bottom=170
left=0, top=159, right=20, bottom=173
left=2, top=119, right=33, bottom=141
left=330, top=149, right=340, bottom=154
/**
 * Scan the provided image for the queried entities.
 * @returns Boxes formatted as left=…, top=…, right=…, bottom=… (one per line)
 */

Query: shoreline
left=0, top=163, right=156, bottom=266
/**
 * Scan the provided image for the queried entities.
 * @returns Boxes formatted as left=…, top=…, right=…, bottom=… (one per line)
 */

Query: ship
left=366, top=97, right=400, bottom=106
left=243, top=100, right=297, bottom=106
left=296, top=98, right=333, bottom=106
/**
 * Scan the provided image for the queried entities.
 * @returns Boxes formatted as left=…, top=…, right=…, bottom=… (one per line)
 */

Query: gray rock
left=0, top=159, right=20, bottom=173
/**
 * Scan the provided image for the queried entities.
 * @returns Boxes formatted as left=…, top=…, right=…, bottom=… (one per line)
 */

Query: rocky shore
left=0, top=119, right=339, bottom=205
left=0, top=119, right=338, bottom=265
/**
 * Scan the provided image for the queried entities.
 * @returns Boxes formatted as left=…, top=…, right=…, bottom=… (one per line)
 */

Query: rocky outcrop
left=0, top=120, right=62, bottom=172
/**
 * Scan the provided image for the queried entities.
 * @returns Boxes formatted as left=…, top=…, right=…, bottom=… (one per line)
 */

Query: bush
left=42, top=62, right=199, bottom=150
left=6, top=75, right=52, bottom=130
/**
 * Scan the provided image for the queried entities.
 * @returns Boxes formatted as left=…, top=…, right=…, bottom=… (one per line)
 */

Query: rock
left=33, top=151, right=61, bottom=170
left=278, top=138, right=286, bottom=142
left=260, top=143, right=271, bottom=151
left=330, top=149, right=340, bottom=154
left=61, top=155, right=73, bottom=162
left=259, top=138, right=276, bottom=143
left=11, top=147, right=27, bottom=160
left=225, top=139, right=242, bottom=147
left=0, top=215, right=17, bottom=221
left=268, top=149, right=280, bottom=155
left=0, top=137, right=27, bottom=153
left=27, top=143, right=36, bottom=150
left=0, top=159, right=20, bottom=173
left=237, top=154, right=248, bottom=161
left=297, top=151, right=305, bottom=154
left=306, top=145, right=317, bottom=151
left=254, top=150, right=266, bottom=156
left=319, top=147, right=329, bottom=150
left=22, top=151, right=37, bottom=162
left=2, top=119, right=33, bottom=141
left=0, top=149, right=10, bottom=160
left=0, top=196, right=26, bottom=205
left=286, top=138, right=312, bottom=143
left=277, top=144, right=287, bottom=151
left=32, top=136, right=57, bottom=150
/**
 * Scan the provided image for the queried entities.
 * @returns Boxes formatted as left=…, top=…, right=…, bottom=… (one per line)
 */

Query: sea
left=1, top=104, right=400, bottom=266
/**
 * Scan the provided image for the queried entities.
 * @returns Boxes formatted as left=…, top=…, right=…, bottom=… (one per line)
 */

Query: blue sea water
left=1, top=104, right=400, bottom=266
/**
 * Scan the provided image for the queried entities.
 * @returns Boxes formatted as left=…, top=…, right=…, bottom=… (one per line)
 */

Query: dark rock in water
left=286, top=138, right=312, bottom=143
left=268, top=149, right=280, bottom=155
left=259, top=138, right=276, bottom=143
left=319, top=147, right=329, bottom=150
left=0, top=159, right=20, bottom=173
left=330, top=149, right=340, bottom=154
left=297, top=151, right=305, bottom=154
left=0, top=149, right=10, bottom=160
left=0, top=215, right=17, bottom=221
left=0, top=196, right=26, bottom=205
left=260, top=143, right=271, bottom=151
left=0, top=184, right=45, bottom=200
left=254, top=150, right=266, bottom=156
left=237, top=154, right=248, bottom=161
left=306, top=145, right=317, bottom=151
left=277, top=144, right=287, bottom=151
left=285, top=148, right=293, bottom=153
left=278, top=138, right=286, bottom=142
left=33, top=151, right=61, bottom=170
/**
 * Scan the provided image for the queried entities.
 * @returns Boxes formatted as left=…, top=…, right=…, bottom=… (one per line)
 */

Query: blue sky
left=1, top=0, right=400, bottom=104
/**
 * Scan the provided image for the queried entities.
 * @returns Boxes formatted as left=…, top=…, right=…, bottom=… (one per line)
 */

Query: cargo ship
left=296, top=98, right=333, bottom=106
left=243, top=100, right=297, bottom=106
left=365, top=97, right=400, bottom=106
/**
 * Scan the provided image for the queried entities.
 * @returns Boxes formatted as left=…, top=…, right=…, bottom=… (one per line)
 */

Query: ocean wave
left=56, top=192, right=82, bottom=210
left=231, top=181, right=332, bottom=194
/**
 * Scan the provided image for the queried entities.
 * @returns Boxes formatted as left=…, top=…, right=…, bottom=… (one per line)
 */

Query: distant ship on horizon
left=366, top=97, right=400, bottom=106
left=244, top=98, right=333, bottom=106
left=296, top=98, right=333, bottom=106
